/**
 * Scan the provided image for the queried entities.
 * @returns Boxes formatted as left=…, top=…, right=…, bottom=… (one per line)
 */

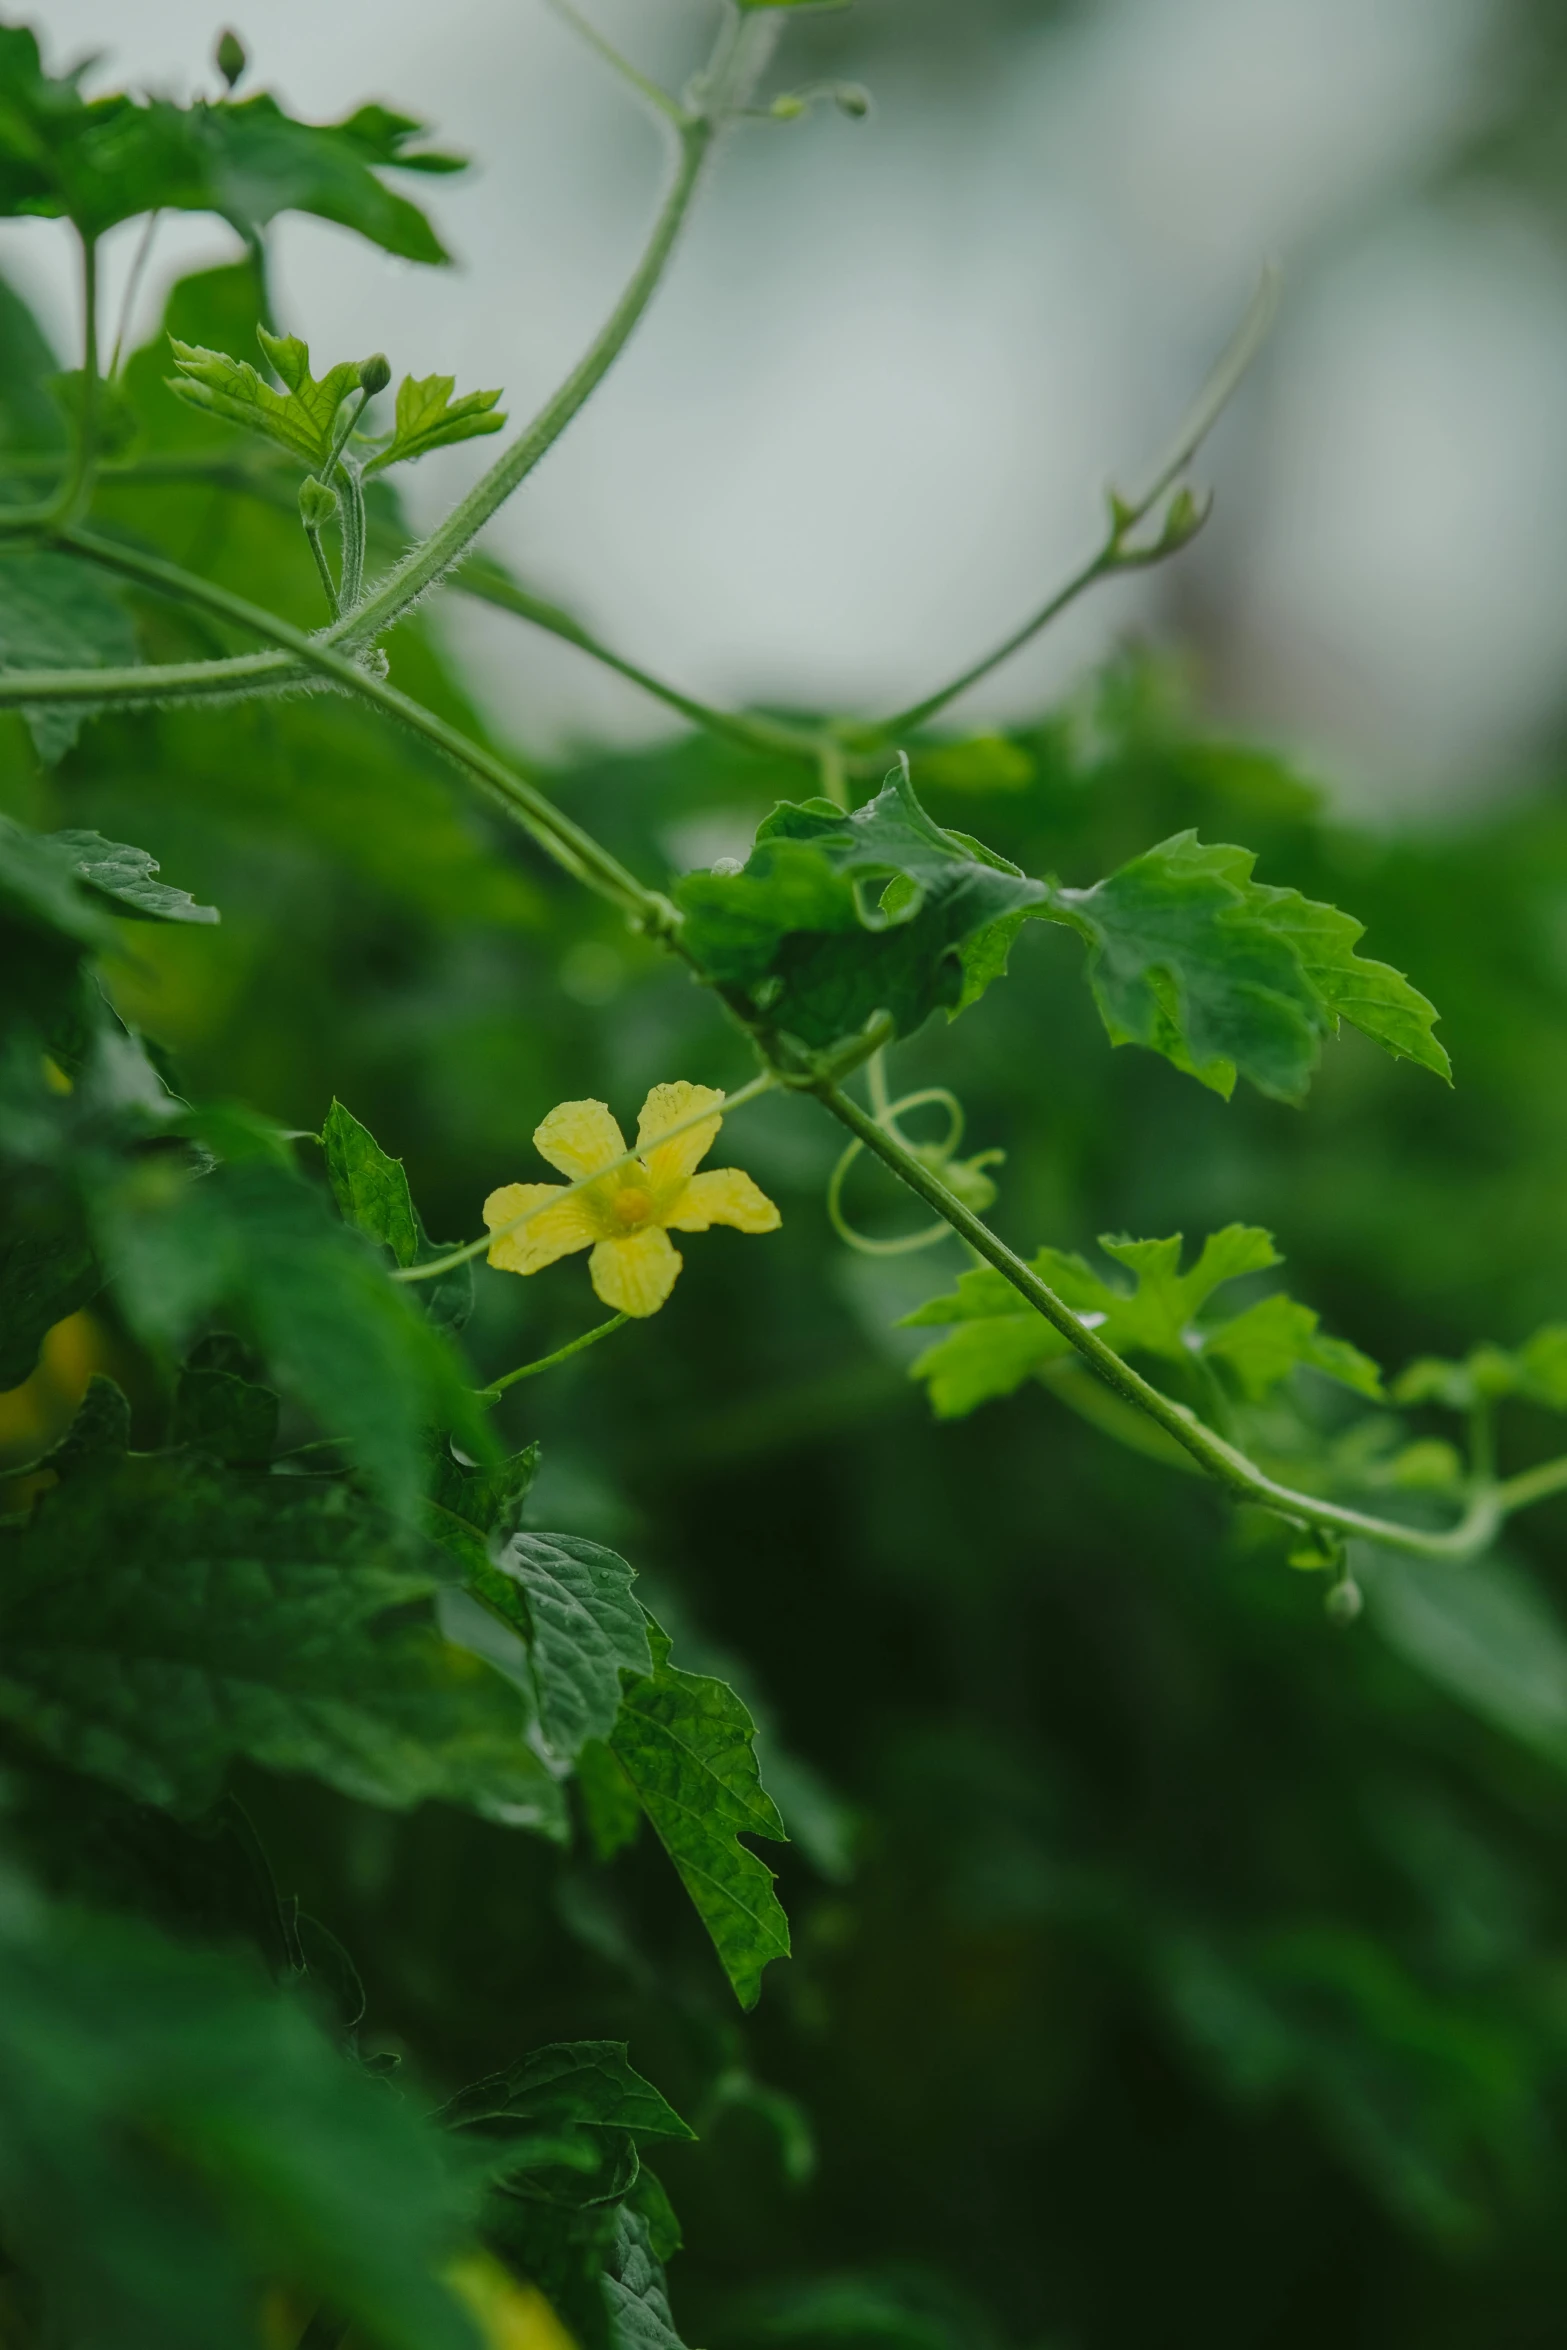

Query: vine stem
left=55, top=525, right=665, bottom=926
left=815, top=1078, right=1522, bottom=1562
left=324, top=12, right=782, bottom=655
left=873, top=263, right=1280, bottom=738
left=477, top=1313, right=628, bottom=1401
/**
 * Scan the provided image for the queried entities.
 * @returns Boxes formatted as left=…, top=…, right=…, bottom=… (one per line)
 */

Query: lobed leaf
left=168, top=327, right=363, bottom=469
left=0, top=26, right=460, bottom=256
left=322, top=1097, right=474, bottom=1335
left=0, top=1398, right=563, bottom=1831
left=364, top=371, right=506, bottom=474
left=905, top=1226, right=1380, bottom=1420
left=609, top=1623, right=790, bottom=2009
left=675, top=768, right=1045, bottom=1049
left=1394, top=1326, right=1567, bottom=1415
left=1039, top=832, right=1448, bottom=1100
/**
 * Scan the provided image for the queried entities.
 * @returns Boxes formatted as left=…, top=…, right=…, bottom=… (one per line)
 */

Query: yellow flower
left=483, top=1081, right=780, bottom=1318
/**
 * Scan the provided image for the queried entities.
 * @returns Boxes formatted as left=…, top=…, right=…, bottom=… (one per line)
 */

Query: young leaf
left=675, top=768, right=1045, bottom=1049
left=609, top=1622, right=790, bottom=2008
left=477, top=1533, right=652, bottom=1763
left=904, top=1227, right=1381, bottom=1420
left=0, top=551, right=139, bottom=762
left=0, top=1411, right=564, bottom=1832
left=363, top=372, right=506, bottom=474
left=168, top=328, right=364, bottom=469
left=0, top=1886, right=478, bottom=2350
left=1394, top=1326, right=1567, bottom=1415
left=1038, top=832, right=1447, bottom=1100
left=320, top=1097, right=474, bottom=1335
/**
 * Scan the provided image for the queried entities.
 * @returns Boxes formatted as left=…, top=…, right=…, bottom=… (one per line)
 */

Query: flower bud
left=358, top=353, right=392, bottom=398
left=298, top=475, right=339, bottom=528
left=1324, top=1575, right=1363, bottom=1627
left=215, top=29, right=247, bottom=89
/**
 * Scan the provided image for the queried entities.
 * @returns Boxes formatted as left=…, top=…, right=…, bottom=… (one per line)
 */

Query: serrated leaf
left=603, top=2203, right=689, bottom=2350
left=0, top=1885, right=477, bottom=2350
left=439, top=2040, right=693, bottom=2150
left=322, top=1098, right=474, bottom=1336
left=674, top=769, right=1045, bottom=1048
left=96, top=1157, right=490, bottom=1519
left=168, top=328, right=363, bottom=468
left=0, top=28, right=460, bottom=257
left=50, top=829, right=219, bottom=924
left=0, top=551, right=139, bottom=762
left=1039, top=832, right=1446, bottom=1100
left=0, top=1427, right=563, bottom=1831
left=477, top=1533, right=652, bottom=1763
left=364, top=372, right=506, bottom=474
left=905, top=1227, right=1380, bottom=1419
left=609, top=1622, right=789, bottom=2008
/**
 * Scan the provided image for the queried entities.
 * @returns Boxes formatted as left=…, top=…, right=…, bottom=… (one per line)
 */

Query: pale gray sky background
left=13, top=0, right=1567, bottom=811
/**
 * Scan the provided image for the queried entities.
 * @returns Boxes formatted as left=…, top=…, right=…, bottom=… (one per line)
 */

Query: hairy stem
left=328, top=15, right=780, bottom=652
left=57, top=526, right=663, bottom=923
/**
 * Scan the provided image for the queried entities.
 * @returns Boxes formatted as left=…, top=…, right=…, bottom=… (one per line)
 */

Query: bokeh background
left=11, top=4, right=1567, bottom=2347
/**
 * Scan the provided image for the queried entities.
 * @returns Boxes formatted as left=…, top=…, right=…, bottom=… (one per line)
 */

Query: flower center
left=613, top=1185, right=654, bottom=1230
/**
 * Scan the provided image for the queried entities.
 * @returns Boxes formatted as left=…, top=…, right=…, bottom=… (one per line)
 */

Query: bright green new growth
left=904, top=1225, right=1382, bottom=1421
left=363, top=371, right=508, bottom=472
left=169, top=329, right=367, bottom=468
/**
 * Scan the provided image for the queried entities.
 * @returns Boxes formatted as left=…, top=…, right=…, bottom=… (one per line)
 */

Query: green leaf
left=321, top=1097, right=473, bottom=1335
left=0, top=1413, right=563, bottom=1830
left=49, top=829, right=219, bottom=924
left=168, top=327, right=364, bottom=468
left=604, top=2203, right=689, bottom=2350
left=426, top=1439, right=540, bottom=1578
left=477, top=1533, right=652, bottom=1764
left=0, top=1880, right=479, bottom=2350
left=0, top=28, right=461, bottom=256
left=905, top=1227, right=1380, bottom=1419
left=0, top=1193, right=97, bottom=1390
left=1360, top=1548, right=1567, bottom=1772
left=96, top=1158, right=491, bottom=1519
left=609, top=1622, right=790, bottom=2009
left=439, top=2039, right=693, bottom=2155
left=0, top=550, right=139, bottom=762
left=168, top=1336, right=279, bottom=1464
left=1039, top=832, right=1447, bottom=1100
left=674, top=768, right=1046, bottom=1048
left=1394, top=1328, right=1567, bottom=1415
left=364, top=372, right=506, bottom=474
left=576, top=1737, right=644, bottom=1861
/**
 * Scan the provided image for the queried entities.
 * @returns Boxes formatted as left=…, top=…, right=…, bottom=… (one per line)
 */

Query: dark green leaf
left=439, top=2039, right=693, bottom=2150
left=0, top=28, right=460, bottom=257
left=477, top=1533, right=652, bottom=1763
left=0, top=1427, right=564, bottom=1830
left=604, top=2203, right=689, bottom=2350
left=322, top=1098, right=474, bottom=1335
left=426, top=1439, right=541, bottom=1577
left=576, top=1738, right=644, bottom=1862
left=610, top=1623, right=790, bottom=2008
left=1038, top=832, right=1448, bottom=1100
left=675, top=769, right=1045, bottom=1048
left=0, top=551, right=139, bottom=762
left=0, top=1880, right=479, bottom=2350
left=96, top=1157, right=489, bottom=1518
left=169, top=1339, right=279, bottom=1464
left=0, top=1191, right=97, bottom=1389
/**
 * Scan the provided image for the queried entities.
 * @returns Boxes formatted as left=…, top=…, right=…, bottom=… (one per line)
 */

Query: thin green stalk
left=334, top=453, right=367, bottom=608
left=542, top=0, right=687, bottom=126
left=397, top=1069, right=780, bottom=1284
left=816, top=1079, right=1519, bottom=1562
left=109, top=209, right=160, bottom=378
left=303, top=521, right=340, bottom=619
left=477, top=1314, right=628, bottom=1401
left=872, top=264, right=1280, bottom=739
left=52, top=525, right=664, bottom=925
left=326, top=19, right=778, bottom=655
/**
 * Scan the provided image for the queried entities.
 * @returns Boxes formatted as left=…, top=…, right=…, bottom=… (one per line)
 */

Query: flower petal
left=484, top=1182, right=602, bottom=1274
left=533, top=1098, right=628, bottom=1182
left=589, top=1227, right=683, bottom=1318
left=662, top=1166, right=781, bottom=1235
left=638, top=1080, right=725, bottom=1201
